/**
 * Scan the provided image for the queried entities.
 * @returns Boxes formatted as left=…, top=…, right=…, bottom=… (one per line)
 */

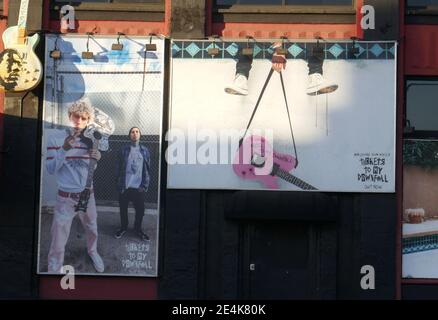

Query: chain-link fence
left=47, top=71, right=163, bottom=209
left=94, top=135, right=160, bottom=208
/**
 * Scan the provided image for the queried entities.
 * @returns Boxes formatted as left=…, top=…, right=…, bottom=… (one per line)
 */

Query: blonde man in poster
left=45, top=99, right=105, bottom=273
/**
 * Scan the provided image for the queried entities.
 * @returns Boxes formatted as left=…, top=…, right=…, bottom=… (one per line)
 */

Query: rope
left=279, top=72, right=298, bottom=165
left=239, top=68, right=274, bottom=147
left=239, top=67, right=299, bottom=166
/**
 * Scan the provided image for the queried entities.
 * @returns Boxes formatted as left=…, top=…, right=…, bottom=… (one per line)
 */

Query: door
left=242, top=221, right=337, bottom=299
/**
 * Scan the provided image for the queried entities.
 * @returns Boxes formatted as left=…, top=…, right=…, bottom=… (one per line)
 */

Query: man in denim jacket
left=115, top=127, right=151, bottom=241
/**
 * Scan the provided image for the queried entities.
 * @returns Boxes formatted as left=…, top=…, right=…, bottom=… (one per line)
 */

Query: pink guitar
left=233, top=135, right=317, bottom=190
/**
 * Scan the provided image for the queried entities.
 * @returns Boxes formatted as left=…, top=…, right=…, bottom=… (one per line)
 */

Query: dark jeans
left=234, top=51, right=324, bottom=77
left=307, top=55, right=324, bottom=75
left=119, top=188, right=146, bottom=231
left=235, top=53, right=253, bottom=79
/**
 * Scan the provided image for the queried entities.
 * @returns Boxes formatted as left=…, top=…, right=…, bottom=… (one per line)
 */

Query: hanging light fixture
left=350, top=36, right=360, bottom=58
left=81, top=32, right=94, bottom=59
left=241, top=36, right=254, bottom=56
left=111, top=32, right=124, bottom=51
left=50, top=35, right=61, bottom=59
left=207, top=35, right=220, bottom=56
left=276, top=35, right=288, bottom=56
left=146, top=33, right=157, bottom=52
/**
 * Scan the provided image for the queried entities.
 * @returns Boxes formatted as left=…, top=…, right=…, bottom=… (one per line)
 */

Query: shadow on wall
left=0, top=112, right=40, bottom=299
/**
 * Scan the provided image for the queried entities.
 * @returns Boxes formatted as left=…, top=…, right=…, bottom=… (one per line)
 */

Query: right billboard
left=168, top=40, right=397, bottom=192
left=403, top=139, right=438, bottom=278
left=402, top=78, right=438, bottom=279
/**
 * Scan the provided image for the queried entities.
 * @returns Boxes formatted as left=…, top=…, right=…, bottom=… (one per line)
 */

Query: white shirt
left=125, top=145, right=144, bottom=189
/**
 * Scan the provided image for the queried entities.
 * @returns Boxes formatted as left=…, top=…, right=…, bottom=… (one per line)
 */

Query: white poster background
left=168, top=42, right=396, bottom=192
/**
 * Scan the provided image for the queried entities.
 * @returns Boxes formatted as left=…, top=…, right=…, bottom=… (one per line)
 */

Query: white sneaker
left=48, top=261, right=63, bottom=274
left=89, top=252, right=105, bottom=273
left=224, top=74, right=248, bottom=96
left=306, top=73, right=338, bottom=96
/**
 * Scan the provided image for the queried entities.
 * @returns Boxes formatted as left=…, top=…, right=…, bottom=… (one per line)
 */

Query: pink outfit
left=48, top=194, right=98, bottom=273
left=46, top=129, right=99, bottom=273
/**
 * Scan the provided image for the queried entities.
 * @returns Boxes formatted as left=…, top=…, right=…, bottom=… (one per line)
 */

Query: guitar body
left=0, top=26, right=42, bottom=91
left=75, top=188, right=92, bottom=213
left=233, top=135, right=297, bottom=189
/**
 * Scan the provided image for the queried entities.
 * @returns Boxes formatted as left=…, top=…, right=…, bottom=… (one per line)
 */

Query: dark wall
left=0, top=0, right=44, bottom=299
left=158, top=191, right=397, bottom=299
left=0, top=113, right=41, bottom=299
left=363, top=0, right=399, bottom=41
left=403, top=285, right=438, bottom=300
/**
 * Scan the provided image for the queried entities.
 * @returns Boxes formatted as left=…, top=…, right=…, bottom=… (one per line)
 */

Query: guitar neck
left=275, top=167, right=317, bottom=191
left=17, top=0, right=30, bottom=44
left=85, top=140, right=99, bottom=189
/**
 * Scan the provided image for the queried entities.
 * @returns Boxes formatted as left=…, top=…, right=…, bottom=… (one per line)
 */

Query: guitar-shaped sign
left=0, top=0, right=42, bottom=92
left=233, top=135, right=317, bottom=190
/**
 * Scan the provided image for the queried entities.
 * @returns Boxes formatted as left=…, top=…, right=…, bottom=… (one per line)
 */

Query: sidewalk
left=38, top=207, right=158, bottom=276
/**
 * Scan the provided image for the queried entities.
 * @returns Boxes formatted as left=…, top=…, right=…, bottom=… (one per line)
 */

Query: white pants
left=48, top=193, right=98, bottom=273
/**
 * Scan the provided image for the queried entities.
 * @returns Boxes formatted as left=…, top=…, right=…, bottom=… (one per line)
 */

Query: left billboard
left=37, top=35, right=164, bottom=276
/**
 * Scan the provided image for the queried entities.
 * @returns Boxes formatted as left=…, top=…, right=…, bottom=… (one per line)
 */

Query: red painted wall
left=405, top=25, right=438, bottom=76
left=211, top=22, right=357, bottom=39
left=39, top=277, right=157, bottom=300
left=49, top=20, right=166, bottom=36
left=207, top=0, right=362, bottom=39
